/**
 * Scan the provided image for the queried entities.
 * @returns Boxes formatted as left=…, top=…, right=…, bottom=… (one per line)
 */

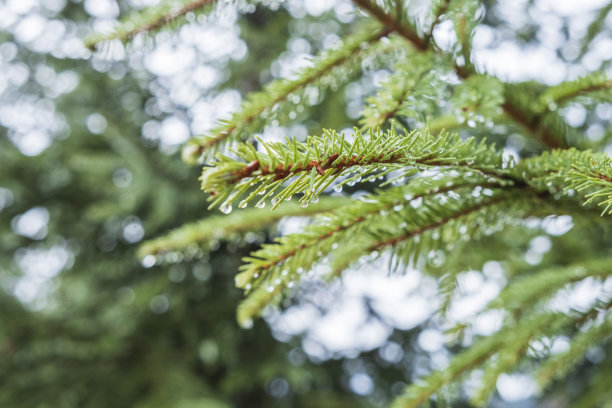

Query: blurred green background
left=1, top=1, right=611, bottom=407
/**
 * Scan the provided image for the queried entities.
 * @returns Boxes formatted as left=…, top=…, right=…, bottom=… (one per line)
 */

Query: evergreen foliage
left=83, top=0, right=611, bottom=406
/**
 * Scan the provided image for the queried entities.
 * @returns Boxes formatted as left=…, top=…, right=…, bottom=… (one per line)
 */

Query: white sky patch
left=269, top=257, right=438, bottom=358
left=447, top=271, right=502, bottom=323
left=349, top=372, right=374, bottom=396
left=541, top=215, right=574, bottom=236
left=474, top=43, right=567, bottom=85
left=9, top=129, right=54, bottom=156
left=303, top=0, right=338, bottom=17
left=145, top=43, right=196, bottom=77
left=84, top=0, right=120, bottom=19
left=536, top=0, right=611, bottom=16
left=548, top=277, right=604, bottom=314
left=418, top=329, right=445, bottom=353
left=5, top=0, right=38, bottom=15
left=11, top=206, right=50, bottom=240
left=191, top=90, right=242, bottom=134
left=86, top=113, right=107, bottom=134
left=0, top=188, right=14, bottom=212
left=496, top=373, right=537, bottom=402
left=160, top=116, right=190, bottom=146
left=12, top=243, right=72, bottom=309
left=13, top=14, right=46, bottom=43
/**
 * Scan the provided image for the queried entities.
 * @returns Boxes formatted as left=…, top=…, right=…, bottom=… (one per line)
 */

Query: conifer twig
left=352, top=0, right=428, bottom=50
left=183, top=27, right=392, bottom=162
left=85, top=0, right=217, bottom=51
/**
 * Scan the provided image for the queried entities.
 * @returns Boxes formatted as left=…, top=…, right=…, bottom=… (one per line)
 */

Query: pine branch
left=136, top=196, right=348, bottom=261
left=539, top=72, right=612, bottom=108
left=578, top=2, right=612, bottom=60
left=393, top=297, right=612, bottom=408
left=182, top=26, right=393, bottom=163
left=489, top=258, right=612, bottom=316
left=360, top=54, right=443, bottom=129
left=450, top=74, right=504, bottom=124
left=519, top=149, right=612, bottom=215
left=235, top=187, right=535, bottom=326
left=353, top=0, right=571, bottom=149
left=501, top=98, right=568, bottom=149
left=85, top=0, right=217, bottom=51
left=200, top=127, right=510, bottom=211
left=391, top=312, right=557, bottom=408
left=235, top=173, right=505, bottom=289
left=329, top=191, right=543, bottom=278
left=537, top=297, right=612, bottom=390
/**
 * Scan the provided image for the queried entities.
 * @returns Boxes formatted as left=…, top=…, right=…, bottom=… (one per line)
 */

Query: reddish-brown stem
left=252, top=152, right=404, bottom=181
left=370, top=197, right=506, bottom=251
left=555, top=81, right=612, bottom=106
left=251, top=182, right=502, bottom=272
left=89, top=0, right=217, bottom=51
left=352, top=0, right=428, bottom=51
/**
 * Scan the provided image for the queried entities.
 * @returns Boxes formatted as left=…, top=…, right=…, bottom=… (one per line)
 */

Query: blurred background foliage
left=1, top=0, right=611, bottom=407
left=0, top=2, right=407, bottom=407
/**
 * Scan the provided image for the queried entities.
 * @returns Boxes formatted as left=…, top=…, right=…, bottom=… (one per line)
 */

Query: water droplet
left=311, top=196, right=319, bottom=203
left=410, top=197, right=423, bottom=208
left=266, top=285, right=274, bottom=293
left=220, top=203, right=233, bottom=214
left=404, top=193, right=413, bottom=201
left=253, top=273, right=260, bottom=278
left=393, top=204, right=404, bottom=211
left=297, top=267, right=304, bottom=274
left=448, top=191, right=461, bottom=200
left=239, top=200, right=248, bottom=208
left=333, top=184, right=343, bottom=192
left=256, top=201, right=266, bottom=208
left=271, top=197, right=280, bottom=206
left=287, top=281, right=295, bottom=288
left=281, top=270, right=288, bottom=276
left=141, top=255, right=157, bottom=268
left=300, top=201, right=309, bottom=208
left=467, top=119, right=477, bottom=128
left=245, top=283, right=252, bottom=290
left=257, top=190, right=266, bottom=195
left=274, top=278, right=281, bottom=285
left=241, top=319, right=254, bottom=329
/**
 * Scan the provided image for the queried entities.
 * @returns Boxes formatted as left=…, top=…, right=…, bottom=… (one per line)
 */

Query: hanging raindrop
left=220, top=203, right=233, bottom=214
